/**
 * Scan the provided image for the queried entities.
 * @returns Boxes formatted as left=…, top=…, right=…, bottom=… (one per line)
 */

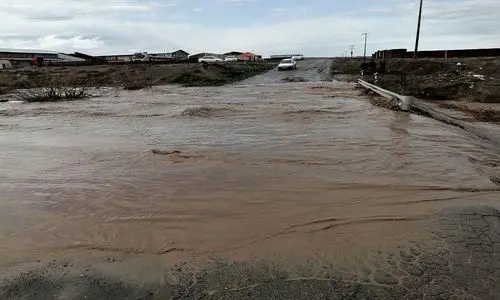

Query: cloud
left=0, top=0, right=499, bottom=56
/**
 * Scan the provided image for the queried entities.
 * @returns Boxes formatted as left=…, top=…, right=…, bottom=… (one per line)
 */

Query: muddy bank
left=331, top=58, right=500, bottom=122
left=0, top=62, right=275, bottom=92
left=331, top=57, right=500, bottom=102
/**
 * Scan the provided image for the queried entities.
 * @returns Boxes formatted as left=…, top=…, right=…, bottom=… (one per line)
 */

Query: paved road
left=238, top=58, right=332, bottom=84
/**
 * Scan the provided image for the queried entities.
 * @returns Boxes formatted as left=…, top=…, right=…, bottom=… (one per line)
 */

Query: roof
left=72, top=52, right=98, bottom=60
left=172, top=49, right=189, bottom=55
left=240, top=52, right=258, bottom=57
left=189, top=52, right=222, bottom=58
left=0, top=48, right=58, bottom=54
left=57, top=53, right=86, bottom=62
left=224, top=51, right=243, bottom=56
left=95, top=54, right=132, bottom=58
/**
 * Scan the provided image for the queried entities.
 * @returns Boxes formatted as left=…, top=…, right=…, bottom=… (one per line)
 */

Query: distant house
left=0, top=48, right=60, bottom=66
left=189, top=52, right=223, bottom=60
left=239, top=52, right=262, bottom=61
left=95, top=54, right=133, bottom=62
left=270, top=54, right=293, bottom=59
left=0, top=48, right=86, bottom=66
left=72, top=52, right=106, bottom=64
left=171, top=50, right=189, bottom=59
left=56, top=53, right=86, bottom=62
left=224, top=51, right=243, bottom=56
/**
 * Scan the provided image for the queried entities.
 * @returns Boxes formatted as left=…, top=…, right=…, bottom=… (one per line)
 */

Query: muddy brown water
left=1, top=60, right=500, bottom=298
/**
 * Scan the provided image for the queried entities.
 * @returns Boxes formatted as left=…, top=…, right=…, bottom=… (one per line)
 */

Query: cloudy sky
left=1, top=0, right=499, bottom=56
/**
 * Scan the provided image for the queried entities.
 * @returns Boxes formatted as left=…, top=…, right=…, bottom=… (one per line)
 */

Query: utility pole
left=361, top=33, right=368, bottom=61
left=414, top=0, right=423, bottom=59
left=349, top=44, right=355, bottom=58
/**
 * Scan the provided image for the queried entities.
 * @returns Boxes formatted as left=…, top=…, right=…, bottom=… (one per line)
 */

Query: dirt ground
left=331, top=57, right=500, bottom=122
left=0, top=62, right=275, bottom=93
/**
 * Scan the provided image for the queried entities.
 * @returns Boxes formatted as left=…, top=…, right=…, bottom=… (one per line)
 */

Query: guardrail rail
left=358, top=79, right=412, bottom=111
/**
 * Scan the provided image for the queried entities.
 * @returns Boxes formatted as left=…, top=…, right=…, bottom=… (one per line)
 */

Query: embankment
left=332, top=57, right=500, bottom=122
left=0, top=62, right=276, bottom=92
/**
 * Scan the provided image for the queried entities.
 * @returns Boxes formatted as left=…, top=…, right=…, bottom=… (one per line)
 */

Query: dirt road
left=1, top=59, right=500, bottom=299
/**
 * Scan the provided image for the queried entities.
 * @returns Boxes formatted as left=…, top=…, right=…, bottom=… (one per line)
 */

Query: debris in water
left=151, top=149, right=182, bottom=156
left=491, top=176, right=500, bottom=187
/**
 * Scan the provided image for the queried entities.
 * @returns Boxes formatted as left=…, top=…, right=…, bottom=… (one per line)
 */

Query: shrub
left=15, top=86, right=90, bottom=102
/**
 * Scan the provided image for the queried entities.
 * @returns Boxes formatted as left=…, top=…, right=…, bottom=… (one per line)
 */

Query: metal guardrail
left=358, top=79, right=500, bottom=148
left=358, top=79, right=412, bottom=111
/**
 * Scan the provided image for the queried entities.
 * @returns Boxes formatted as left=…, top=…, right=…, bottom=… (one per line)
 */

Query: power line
left=414, top=0, right=423, bottom=59
left=349, top=44, right=355, bottom=58
left=361, top=33, right=368, bottom=61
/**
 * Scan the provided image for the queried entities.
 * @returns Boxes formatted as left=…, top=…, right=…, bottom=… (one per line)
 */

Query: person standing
left=360, top=61, right=368, bottom=76
left=369, top=59, right=377, bottom=75
left=380, top=60, right=387, bottom=74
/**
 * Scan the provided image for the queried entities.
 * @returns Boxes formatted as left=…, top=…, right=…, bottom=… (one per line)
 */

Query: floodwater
left=0, top=61, right=499, bottom=277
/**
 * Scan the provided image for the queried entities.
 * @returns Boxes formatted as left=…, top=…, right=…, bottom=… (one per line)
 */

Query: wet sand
left=1, top=60, right=500, bottom=299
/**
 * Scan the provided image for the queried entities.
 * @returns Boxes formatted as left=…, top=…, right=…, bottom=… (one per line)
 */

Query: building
left=0, top=48, right=86, bottom=66
left=0, top=48, right=59, bottom=66
left=56, top=53, right=87, bottom=62
left=97, top=49, right=189, bottom=62
left=239, top=52, right=262, bottom=61
left=171, top=50, right=189, bottom=59
left=189, top=52, right=224, bottom=60
left=95, top=54, right=133, bottom=62
left=224, top=51, right=243, bottom=56
left=270, top=54, right=293, bottom=61
left=0, top=59, right=13, bottom=69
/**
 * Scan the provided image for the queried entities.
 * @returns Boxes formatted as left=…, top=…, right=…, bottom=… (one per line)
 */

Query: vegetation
left=174, top=62, right=275, bottom=87
left=15, top=86, right=90, bottom=102
left=0, top=62, right=277, bottom=95
left=120, top=67, right=153, bottom=90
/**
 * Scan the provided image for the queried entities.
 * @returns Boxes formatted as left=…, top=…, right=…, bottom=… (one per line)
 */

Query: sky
left=1, top=0, right=499, bottom=57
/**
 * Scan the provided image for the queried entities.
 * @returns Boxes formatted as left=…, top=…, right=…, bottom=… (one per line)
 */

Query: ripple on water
left=0, top=81, right=499, bottom=269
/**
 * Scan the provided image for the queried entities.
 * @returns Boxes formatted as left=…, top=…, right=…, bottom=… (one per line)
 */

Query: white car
left=198, top=56, right=223, bottom=63
left=291, top=54, right=304, bottom=60
left=277, top=59, right=296, bottom=71
left=224, top=56, right=238, bottom=62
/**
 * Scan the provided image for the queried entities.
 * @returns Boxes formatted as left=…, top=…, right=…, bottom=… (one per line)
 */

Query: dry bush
left=16, top=87, right=90, bottom=102
left=15, top=75, right=90, bottom=102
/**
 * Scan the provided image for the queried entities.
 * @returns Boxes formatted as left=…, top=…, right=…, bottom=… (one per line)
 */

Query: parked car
left=277, top=59, right=296, bottom=71
left=291, top=54, right=304, bottom=60
left=224, top=56, right=238, bottom=62
left=198, top=56, right=223, bottom=63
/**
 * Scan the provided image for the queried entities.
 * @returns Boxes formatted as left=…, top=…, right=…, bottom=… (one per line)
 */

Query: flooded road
left=1, top=60, right=500, bottom=299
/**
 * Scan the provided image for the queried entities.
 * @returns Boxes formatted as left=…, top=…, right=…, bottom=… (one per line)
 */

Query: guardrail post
left=399, top=96, right=412, bottom=111
left=358, top=79, right=412, bottom=111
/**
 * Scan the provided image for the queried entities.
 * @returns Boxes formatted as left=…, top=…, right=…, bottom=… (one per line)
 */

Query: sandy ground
left=1, top=59, right=500, bottom=299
